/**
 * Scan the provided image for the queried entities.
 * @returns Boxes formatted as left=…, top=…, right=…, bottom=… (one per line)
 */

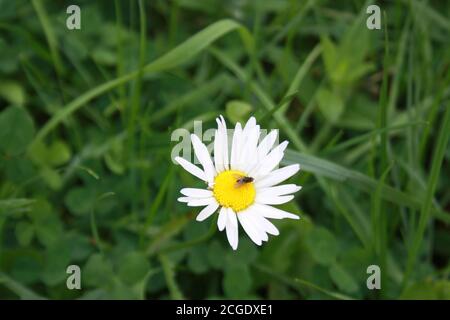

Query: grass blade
left=283, top=149, right=449, bottom=223
left=0, top=272, right=46, bottom=300
left=404, top=102, right=450, bottom=288
left=29, top=19, right=248, bottom=150
left=158, top=254, right=184, bottom=299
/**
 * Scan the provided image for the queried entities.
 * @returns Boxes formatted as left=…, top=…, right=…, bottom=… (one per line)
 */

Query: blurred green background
left=0, top=0, right=449, bottom=300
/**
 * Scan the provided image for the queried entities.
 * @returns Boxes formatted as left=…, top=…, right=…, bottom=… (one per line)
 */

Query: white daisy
left=175, top=115, right=301, bottom=250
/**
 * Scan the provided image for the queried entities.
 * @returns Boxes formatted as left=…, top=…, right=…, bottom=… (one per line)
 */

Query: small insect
left=234, top=175, right=254, bottom=188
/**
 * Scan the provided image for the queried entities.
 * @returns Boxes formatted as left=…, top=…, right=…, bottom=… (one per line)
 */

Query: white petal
left=175, top=157, right=207, bottom=182
left=253, top=141, right=289, bottom=178
left=243, top=116, right=256, bottom=134
left=234, top=117, right=256, bottom=171
left=187, top=197, right=216, bottom=207
left=246, top=210, right=268, bottom=242
left=177, top=197, right=191, bottom=203
left=220, top=115, right=230, bottom=170
left=218, top=207, right=227, bottom=231
left=214, top=116, right=230, bottom=173
left=241, top=125, right=261, bottom=173
left=214, top=128, right=224, bottom=173
left=180, top=188, right=213, bottom=198
left=230, top=123, right=242, bottom=169
left=196, top=201, right=220, bottom=221
left=255, top=164, right=300, bottom=188
left=253, top=213, right=279, bottom=236
left=237, top=209, right=262, bottom=245
left=257, top=130, right=278, bottom=160
left=226, top=207, right=238, bottom=228
left=225, top=208, right=238, bottom=250
left=255, top=194, right=294, bottom=205
left=191, top=134, right=216, bottom=183
left=252, top=203, right=300, bottom=220
left=257, top=184, right=302, bottom=197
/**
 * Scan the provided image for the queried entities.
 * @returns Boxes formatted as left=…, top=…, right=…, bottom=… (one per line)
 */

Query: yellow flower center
left=213, top=170, right=256, bottom=212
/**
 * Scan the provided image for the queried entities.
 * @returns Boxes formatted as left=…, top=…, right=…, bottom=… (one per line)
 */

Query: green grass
left=0, top=0, right=449, bottom=300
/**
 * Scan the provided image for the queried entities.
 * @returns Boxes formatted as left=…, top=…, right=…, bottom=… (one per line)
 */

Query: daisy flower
left=175, top=116, right=301, bottom=250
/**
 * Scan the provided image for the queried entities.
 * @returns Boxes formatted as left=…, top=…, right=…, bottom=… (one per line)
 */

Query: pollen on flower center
left=213, top=170, right=256, bottom=212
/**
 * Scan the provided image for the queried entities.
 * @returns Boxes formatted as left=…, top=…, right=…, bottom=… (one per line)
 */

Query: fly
left=234, top=175, right=254, bottom=188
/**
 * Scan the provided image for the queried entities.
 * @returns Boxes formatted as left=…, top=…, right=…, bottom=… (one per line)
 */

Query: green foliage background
left=0, top=0, right=449, bottom=299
